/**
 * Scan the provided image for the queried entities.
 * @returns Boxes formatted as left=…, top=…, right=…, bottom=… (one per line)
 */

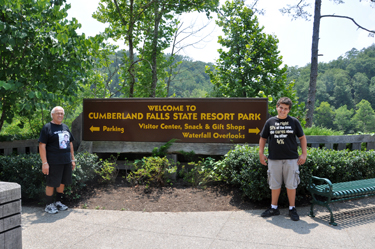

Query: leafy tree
left=314, top=102, right=335, bottom=129
left=352, top=72, right=370, bottom=105
left=370, top=76, right=375, bottom=109
left=0, top=0, right=101, bottom=132
left=333, top=105, right=354, bottom=134
left=207, top=0, right=305, bottom=121
left=207, top=0, right=286, bottom=98
left=333, top=72, right=353, bottom=110
left=351, top=99, right=375, bottom=133
left=93, top=0, right=219, bottom=98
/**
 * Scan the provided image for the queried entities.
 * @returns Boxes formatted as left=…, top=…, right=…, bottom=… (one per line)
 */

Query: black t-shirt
left=260, top=116, right=304, bottom=160
left=38, top=122, right=75, bottom=164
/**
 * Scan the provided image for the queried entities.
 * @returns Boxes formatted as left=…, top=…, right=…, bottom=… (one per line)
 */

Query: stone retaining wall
left=0, top=182, right=22, bottom=249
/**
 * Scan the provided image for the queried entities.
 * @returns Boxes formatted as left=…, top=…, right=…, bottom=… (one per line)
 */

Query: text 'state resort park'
left=83, top=98, right=268, bottom=143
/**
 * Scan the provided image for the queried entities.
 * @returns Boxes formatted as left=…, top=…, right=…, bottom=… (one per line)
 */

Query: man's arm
left=39, top=142, right=49, bottom=175
left=298, top=135, right=307, bottom=165
left=259, top=137, right=268, bottom=166
left=70, top=142, right=76, bottom=170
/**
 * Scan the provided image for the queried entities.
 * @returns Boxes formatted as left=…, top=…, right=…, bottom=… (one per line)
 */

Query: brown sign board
left=83, top=98, right=268, bottom=143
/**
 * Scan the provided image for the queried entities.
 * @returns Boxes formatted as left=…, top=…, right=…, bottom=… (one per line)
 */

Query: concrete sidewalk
left=21, top=197, right=375, bottom=249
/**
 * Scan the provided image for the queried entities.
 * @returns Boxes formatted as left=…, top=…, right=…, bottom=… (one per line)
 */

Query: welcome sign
left=83, top=98, right=268, bottom=143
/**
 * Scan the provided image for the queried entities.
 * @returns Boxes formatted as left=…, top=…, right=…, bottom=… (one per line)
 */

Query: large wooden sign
left=83, top=98, right=268, bottom=143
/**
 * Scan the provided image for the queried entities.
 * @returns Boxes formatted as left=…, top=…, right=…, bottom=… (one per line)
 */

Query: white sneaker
left=54, top=201, right=68, bottom=211
left=45, top=203, right=58, bottom=214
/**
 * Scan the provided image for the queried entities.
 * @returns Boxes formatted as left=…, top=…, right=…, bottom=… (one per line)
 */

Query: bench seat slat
left=308, top=176, right=375, bottom=226
left=314, top=179, right=375, bottom=198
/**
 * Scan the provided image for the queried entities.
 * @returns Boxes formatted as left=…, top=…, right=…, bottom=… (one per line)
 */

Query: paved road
left=22, top=197, right=375, bottom=248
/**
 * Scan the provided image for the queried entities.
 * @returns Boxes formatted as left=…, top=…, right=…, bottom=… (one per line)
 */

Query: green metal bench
left=307, top=176, right=375, bottom=226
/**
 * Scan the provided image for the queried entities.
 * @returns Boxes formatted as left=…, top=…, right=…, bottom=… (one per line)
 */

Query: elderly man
left=38, top=106, right=76, bottom=213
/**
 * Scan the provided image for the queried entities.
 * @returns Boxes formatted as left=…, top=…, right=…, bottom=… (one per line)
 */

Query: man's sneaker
left=289, top=207, right=300, bottom=221
left=54, top=201, right=68, bottom=211
left=45, top=203, right=58, bottom=214
left=261, top=206, right=280, bottom=217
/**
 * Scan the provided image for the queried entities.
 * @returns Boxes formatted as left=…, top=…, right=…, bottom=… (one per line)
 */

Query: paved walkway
left=21, top=197, right=375, bottom=249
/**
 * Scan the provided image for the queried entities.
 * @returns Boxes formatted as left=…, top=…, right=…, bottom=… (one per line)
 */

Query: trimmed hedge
left=0, top=152, right=101, bottom=202
left=1, top=146, right=375, bottom=205
left=219, top=145, right=375, bottom=204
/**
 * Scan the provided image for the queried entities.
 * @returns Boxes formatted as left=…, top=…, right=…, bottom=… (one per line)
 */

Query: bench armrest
left=310, top=176, right=333, bottom=186
left=308, top=176, right=333, bottom=195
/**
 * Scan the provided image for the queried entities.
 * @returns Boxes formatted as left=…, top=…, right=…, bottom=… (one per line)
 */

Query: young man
left=39, top=106, right=76, bottom=214
left=259, top=97, right=307, bottom=221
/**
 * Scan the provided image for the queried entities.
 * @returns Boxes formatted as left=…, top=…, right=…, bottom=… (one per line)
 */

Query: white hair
left=50, top=106, right=65, bottom=118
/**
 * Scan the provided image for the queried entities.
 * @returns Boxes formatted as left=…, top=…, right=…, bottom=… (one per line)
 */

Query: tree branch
left=321, top=14, right=375, bottom=35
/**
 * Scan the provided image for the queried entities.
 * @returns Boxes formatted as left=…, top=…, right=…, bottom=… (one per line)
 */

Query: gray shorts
left=267, top=159, right=300, bottom=190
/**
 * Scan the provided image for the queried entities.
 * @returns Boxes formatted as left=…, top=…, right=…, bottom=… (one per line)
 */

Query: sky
left=66, top=0, right=375, bottom=68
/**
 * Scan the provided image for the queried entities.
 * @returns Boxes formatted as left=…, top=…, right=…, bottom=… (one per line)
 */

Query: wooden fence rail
left=1, top=135, right=375, bottom=156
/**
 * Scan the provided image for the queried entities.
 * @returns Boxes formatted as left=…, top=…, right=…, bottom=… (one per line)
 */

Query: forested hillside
left=102, top=51, right=214, bottom=98
left=287, top=44, right=375, bottom=133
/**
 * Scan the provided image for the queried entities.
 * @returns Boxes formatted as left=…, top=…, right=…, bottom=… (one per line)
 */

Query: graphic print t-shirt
left=38, top=122, right=75, bottom=164
left=260, top=116, right=304, bottom=160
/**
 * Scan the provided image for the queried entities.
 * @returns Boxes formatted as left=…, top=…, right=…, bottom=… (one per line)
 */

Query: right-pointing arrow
left=248, top=127, right=260, bottom=135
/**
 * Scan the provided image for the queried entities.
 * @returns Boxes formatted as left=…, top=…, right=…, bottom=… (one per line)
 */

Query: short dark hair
left=276, top=97, right=292, bottom=109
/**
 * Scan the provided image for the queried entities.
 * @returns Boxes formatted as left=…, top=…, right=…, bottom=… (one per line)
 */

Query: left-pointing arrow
left=90, top=126, right=100, bottom=132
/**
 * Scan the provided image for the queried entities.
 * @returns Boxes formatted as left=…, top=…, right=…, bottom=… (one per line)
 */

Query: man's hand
left=72, top=161, right=76, bottom=170
left=42, top=163, right=49, bottom=175
left=259, top=154, right=268, bottom=166
left=297, top=154, right=307, bottom=165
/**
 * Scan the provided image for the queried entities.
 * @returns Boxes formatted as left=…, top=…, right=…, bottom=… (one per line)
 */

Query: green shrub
left=0, top=152, right=102, bottom=202
left=151, top=139, right=178, bottom=157
left=0, top=153, right=45, bottom=200
left=127, top=156, right=177, bottom=188
left=220, top=145, right=270, bottom=201
left=94, top=155, right=119, bottom=184
left=64, top=152, right=102, bottom=200
left=216, top=145, right=375, bottom=204
left=303, top=126, right=344, bottom=136
left=181, top=157, right=220, bottom=187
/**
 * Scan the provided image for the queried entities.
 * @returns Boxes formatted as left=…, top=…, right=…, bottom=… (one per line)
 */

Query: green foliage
left=151, top=138, right=178, bottom=157
left=219, top=144, right=270, bottom=201
left=64, top=153, right=102, bottom=200
left=180, top=157, right=223, bottom=187
left=207, top=0, right=287, bottom=98
left=351, top=99, right=375, bottom=133
left=334, top=105, right=355, bottom=134
left=288, top=44, right=375, bottom=131
left=303, top=126, right=344, bottom=136
left=178, top=150, right=197, bottom=162
left=213, top=145, right=375, bottom=204
left=0, top=0, right=105, bottom=132
left=0, top=153, right=45, bottom=200
left=314, top=102, right=335, bottom=129
left=93, top=0, right=219, bottom=98
left=167, top=55, right=214, bottom=97
left=94, top=155, right=119, bottom=184
left=207, top=0, right=305, bottom=124
left=0, top=152, right=102, bottom=201
left=127, top=156, right=177, bottom=188
left=301, top=148, right=375, bottom=196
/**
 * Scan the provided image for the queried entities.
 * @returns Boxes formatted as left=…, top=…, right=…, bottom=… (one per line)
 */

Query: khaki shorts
left=267, top=159, right=300, bottom=190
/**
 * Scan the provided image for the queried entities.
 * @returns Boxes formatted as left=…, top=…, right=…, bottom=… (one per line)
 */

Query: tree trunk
left=150, top=1, right=161, bottom=98
left=306, top=0, right=322, bottom=127
left=128, top=0, right=135, bottom=97
left=0, top=109, right=5, bottom=133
